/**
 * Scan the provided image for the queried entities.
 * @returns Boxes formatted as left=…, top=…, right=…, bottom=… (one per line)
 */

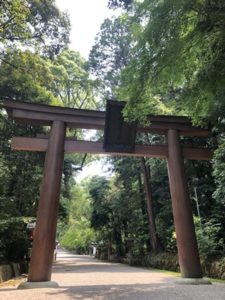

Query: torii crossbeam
left=3, top=99, right=212, bottom=285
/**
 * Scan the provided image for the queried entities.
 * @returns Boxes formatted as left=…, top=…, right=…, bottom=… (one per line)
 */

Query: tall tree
left=0, top=0, right=70, bottom=57
left=0, top=0, right=71, bottom=261
left=0, top=49, right=57, bottom=222
left=0, top=49, right=56, bottom=103
left=115, top=0, right=225, bottom=123
left=51, top=49, right=98, bottom=109
left=141, top=157, right=158, bottom=252
left=89, top=15, right=135, bottom=98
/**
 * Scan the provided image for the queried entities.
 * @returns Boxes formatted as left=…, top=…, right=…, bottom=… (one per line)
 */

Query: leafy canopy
left=0, top=0, right=70, bottom=56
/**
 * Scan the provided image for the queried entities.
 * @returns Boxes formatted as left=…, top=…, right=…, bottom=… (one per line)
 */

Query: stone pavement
left=0, top=249, right=225, bottom=300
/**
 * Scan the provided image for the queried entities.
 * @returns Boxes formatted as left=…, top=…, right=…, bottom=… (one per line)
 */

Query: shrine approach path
left=0, top=249, right=225, bottom=300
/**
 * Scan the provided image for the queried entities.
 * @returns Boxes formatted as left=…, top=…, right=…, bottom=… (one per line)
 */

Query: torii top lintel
left=3, top=99, right=210, bottom=137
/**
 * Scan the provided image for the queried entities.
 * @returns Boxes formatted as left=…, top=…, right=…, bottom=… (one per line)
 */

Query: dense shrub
left=0, top=218, right=30, bottom=262
left=194, top=217, right=224, bottom=259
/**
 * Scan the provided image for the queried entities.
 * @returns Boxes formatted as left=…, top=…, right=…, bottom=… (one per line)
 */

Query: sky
left=55, top=0, right=117, bottom=180
left=55, top=0, right=118, bottom=59
left=76, top=158, right=112, bottom=182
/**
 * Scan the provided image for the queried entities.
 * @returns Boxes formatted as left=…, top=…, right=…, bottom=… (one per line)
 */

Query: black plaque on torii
left=103, top=100, right=137, bottom=153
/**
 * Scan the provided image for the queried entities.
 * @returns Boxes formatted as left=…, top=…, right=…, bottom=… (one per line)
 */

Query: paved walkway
left=0, top=249, right=225, bottom=299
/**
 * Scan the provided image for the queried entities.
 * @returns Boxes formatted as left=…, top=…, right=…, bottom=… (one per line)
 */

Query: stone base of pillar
left=175, top=277, right=211, bottom=285
left=18, top=280, right=59, bottom=289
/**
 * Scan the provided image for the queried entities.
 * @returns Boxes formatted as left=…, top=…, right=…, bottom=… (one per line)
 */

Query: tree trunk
left=141, top=157, right=158, bottom=252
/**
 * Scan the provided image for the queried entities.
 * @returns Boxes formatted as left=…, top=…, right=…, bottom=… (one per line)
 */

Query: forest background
left=0, top=0, right=225, bottom=279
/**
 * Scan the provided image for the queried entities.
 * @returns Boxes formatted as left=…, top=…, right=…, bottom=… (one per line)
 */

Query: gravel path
left=0, top=249, right=224, bottom=299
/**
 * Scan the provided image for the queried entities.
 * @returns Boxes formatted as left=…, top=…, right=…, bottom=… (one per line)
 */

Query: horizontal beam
left=182, top=147, right=213, bottom=161
left=66, top=141, right=168, bottom=158
left=11, top=137, right=167, bottom=158
left=11, top=137, right=213, bottom=160
left=12, top=137, right=49, bottom=152
left=11, top=108, right=210, bottom=136
left=12, top=109, right=104, bottom=130
left=4, top=99, right=103, bottom=118
left=3, top=100, right=210, bottom=136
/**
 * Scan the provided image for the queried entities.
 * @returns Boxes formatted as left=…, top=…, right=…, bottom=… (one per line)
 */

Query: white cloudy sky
left=55, top=0, right=118, bottom=58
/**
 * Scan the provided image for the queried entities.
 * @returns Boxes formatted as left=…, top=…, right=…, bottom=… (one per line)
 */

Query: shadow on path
left=52, top=262, right=162, bottom=274
left=45, top=283, right=225, bottom=300
left=1, top=250, right=225, bottom=300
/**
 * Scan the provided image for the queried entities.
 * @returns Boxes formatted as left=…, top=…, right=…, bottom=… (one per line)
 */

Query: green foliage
left=59, top=185, right=95, bottom=253
left=0, top=48, right=51, bottom=219
left=213, top=134, right=225, bottom=207
left=194, top=217, right=224, bottom=259
left=60, top=221, right=94, bottom=253
left=108, top=0, right=133, bottom=9
left=145, top=158, right=174, bottom=251
left=88, top=176, right=111, bottom=229
left=138, top=252, right=179, bottom=272
left=0, top=0, right=70, bottom=56
left=88, top=1, right=225, bottom=263
left=87, top=160, right=151, bottom=257
left=0, top=49, right=57, bottom=103
left=0, top=148, right=44, bottom=263
left=0, top=113, right=45, bottom=218
left=51, top=49, right=99, bottom=108
left=0, top=0, right=99, bottom=263
left=109, top=0, right=225, bottom=124
left=0, top=217, right=31, bottom=261
left=89, top=15, right=135, bottom=98
left=0, top=0, right=224, bottom=269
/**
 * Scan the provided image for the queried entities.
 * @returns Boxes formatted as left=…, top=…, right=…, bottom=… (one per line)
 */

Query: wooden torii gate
left=3, top=99, right=212, bottom=285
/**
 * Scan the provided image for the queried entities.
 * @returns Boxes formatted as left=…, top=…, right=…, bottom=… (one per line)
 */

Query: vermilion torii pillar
left=3, top=99, right=212, bottom=286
